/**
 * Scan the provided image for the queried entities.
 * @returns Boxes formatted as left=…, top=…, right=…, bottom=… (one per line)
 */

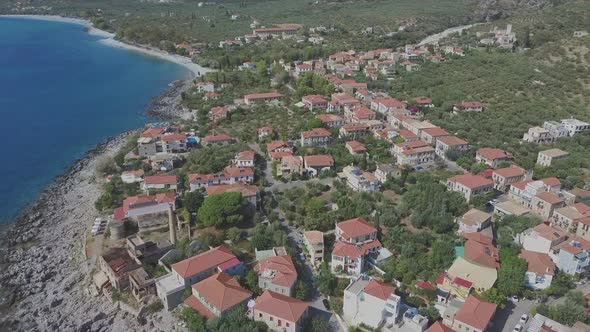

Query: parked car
left=322, top=299, right=331, bottom=310
left=520, top=314, right=529, bottom=324
left=510, top=295, right=519, bottom=303
left=513, top=324, right=523, bottom=332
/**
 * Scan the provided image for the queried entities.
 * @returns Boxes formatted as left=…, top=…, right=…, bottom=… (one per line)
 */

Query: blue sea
left=0, top=17, right=191, bottom=223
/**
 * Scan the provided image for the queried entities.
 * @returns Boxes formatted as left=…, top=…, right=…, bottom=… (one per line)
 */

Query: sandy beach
left=0, top=14, right=212, bottom=77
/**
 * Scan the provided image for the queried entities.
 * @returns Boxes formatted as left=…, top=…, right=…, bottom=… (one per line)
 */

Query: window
left=259, top=313, right=262, bottom=318
left=278, top=320, right=282, bottom=327
left=270, top=317, right=273, bottom=321
left=286, top=322, right=290, bottom=327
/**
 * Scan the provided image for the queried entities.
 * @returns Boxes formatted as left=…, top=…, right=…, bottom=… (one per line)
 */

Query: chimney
left=168, top=203, right=177, bottom=244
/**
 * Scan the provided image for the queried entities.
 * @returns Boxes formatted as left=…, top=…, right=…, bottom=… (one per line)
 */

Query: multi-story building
left=491, top=166, right=526, bottom=192
left=446, top=174, right=493, bottom=202
left=233, top=151, right=256, bottom=167
left=343, top=277, right=400, bottom=329
left=522, top=126, right=554, bottom=144
left=255, top=255, right=298, bottom=296
left=315, top=114, right=345, bottom=128
left=332, top=217, right=381, bottom=275
left=445, top=295, right=497, bottom=332
left=183, top=272, right=252, bottom=319
left=542, top=121, right=569, bottom=140
left=456, top=208, right=492, bottom=234
left=392, top=140, right=436, bottom=167
left=300, top=128, right=332, bottom=147
left=251, top=290, right=309, bottom=332
left=475, top=148, right=513, bottom=168
left=519, top=250, right=555, bottom=290
left=156, top=246, right=245, bottom=310
left=560, top=118, right=590, bottom=137
left=420, top=127, right=450, bottom=145
left=341, top=165, right=381, bottom=193
left=555, top=238, right=590, bottom=275
left=435, top=136, right=469, bottom=159
left=303, top=231, right=324, bottom=267
left=551, top=203, right=590, bottom=233
left=536, top=148, right=569, bottom=167
left=302, top=95, right=328, bottom=111
left=518, top=223, right=568, bottom=255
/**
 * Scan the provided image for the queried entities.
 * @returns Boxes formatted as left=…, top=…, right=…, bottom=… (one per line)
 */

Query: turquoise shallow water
left=0, top=17, right=190, bottom=222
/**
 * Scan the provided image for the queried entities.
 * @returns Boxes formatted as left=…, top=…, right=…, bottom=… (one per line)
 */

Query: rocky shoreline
left=0, top=78, right=191, bottom=331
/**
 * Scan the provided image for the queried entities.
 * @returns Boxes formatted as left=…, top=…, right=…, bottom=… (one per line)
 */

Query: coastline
left=0, top=14, right=212, bottom=77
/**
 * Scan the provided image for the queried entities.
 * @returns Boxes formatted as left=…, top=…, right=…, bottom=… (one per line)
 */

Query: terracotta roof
left=303, top=231, right=323, bottom=245
left=454, top=295, right=497, bottom=331
left=342, top=123, right=370, bottom=132
left=573, top=202, right=590, bottom=214
left=245, top=91, right=283, bottom=100
left=172, top=246, right=239, bottom=278
left=398, top=129, right=418, bottom=139
left=511, top=179, right=532, bottom=190
left=204, top=134, right=234, bottom=143
left=535, top=192, right=564, bottom=205
left=415, top=280, right=436, bottom=291
left=346, top=140, right=367, bottom=152
left=224, top=167, right=254, bottom=178
left=122, top=192, right=175, bottom=212
left=210, top=106, right=229, bottom=117
left=438, top=135, right=468, bottom=146
left=253, top=290, right=309, bottom=322
left=304, top=154, right=334, bottom=167
left=270, top=151, right=293, bottom=159
left=206, top=183, right=258, bottom=198
left=395, top=140, right=430, bottom=149
left=267, top=140, right=290, bottom=152
left=412, top=97, right=433, bottom=105
left=520, top=250, right=555, bottom=276
left=142, top=127, right=165, bottom=138
left=144, top=174, right=177, bottom=185
left=316, top=114, right=344, bottom=123
left=375, top=97, right=406, bottom=108
left=456, top=101, right=483, bottom=108
left=331, top=240, right=381, bottom=259
left=493, top=166, right=525, bottom=178
left=449, top=173, right=493, bottom=189
left=337, top=217, right=377, bottom=240
left=255, top=255, right=298, bottom=288
left=452, top=276, right=473, bottom=288
left=421, top=127, right=450, bottom=137
left=464, top=239, right=499, bottom=269
left=532, top=223, right=567, bottom=241
left=351, top=106, right=375, bottom=119
left=161, top=133, right=187, bottom=141
left=302, top=95, right=328, bottom=104
left=426, top=321, right=456, bottom=332
left=301, top=128, right=331, bottom=138
left=477, top=148, right=513, bottom=161
left=191, top=272, right=252, bottom=314
left=236, top=150, right=256, bottom=161
left=184, top=295, right=215, bottom=319
left=363, top=279, right=395, bottom=301
left=542, top=177, right=561, bottom=187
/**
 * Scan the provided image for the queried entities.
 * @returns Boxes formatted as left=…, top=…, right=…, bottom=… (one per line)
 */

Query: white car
left=520, top=314, right=529, bottom=324
left=513, top=324, right=523, bottom=332
left=510, top=295, right=519, bottom=303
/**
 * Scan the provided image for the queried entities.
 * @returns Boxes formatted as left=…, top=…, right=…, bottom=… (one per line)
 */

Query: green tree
left=197, top=192, right=248, bottom=227
left=303, top=315, right=329, bottom=332
left=496, top=247, right=527, bottom=297
left=183, top=190, right=204, bottom=214
left=545, top=272, right=575, bottom=297
left=315, top=262, right=337, bottom=296
left=295, top=280, right=310, bottom=300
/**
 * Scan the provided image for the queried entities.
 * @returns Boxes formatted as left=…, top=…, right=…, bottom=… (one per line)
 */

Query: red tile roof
left=426, top=321, right=456, bottom=332
left=301, top=128, right=331, bottom=138
left=122, top=192, right=175, bottom=212
left=375, top=97, right=406, bottom=108
left=520, top=250, right=555, bottom=276
left=337, top=217, right=377, bottom=240
left=395, top=140, right=430, bottom=149
left=437, top=135, right=468, bottom=146
left=144, top=174, right=177, bottom=185
left=535, top=192, right=564, bottom=205
left=412, top=97, right=433, bottom=105
left=161, top=133, right=187, bottom=141
left=224, top=167, right=254, bottom=178
left=532, top=223, right=567, bottom=241
left=493, top=166, right=525, bottom=178
left=255, top=255, right=298, bottom=288
left=142, top=127, right=165, bottom=138
left=421, top=127, right=450, bottom=137
left=304, top=154, right=334, bottom=168
left=464, top=239, right=499, bottom=269
left=346, top=140, right=367, bottom=153
left=542, top=177, right=561, bottom=187
left=511, top=179, right=532, bottom=190
left=477, top=148, right=513, bottom=161
left=455, top=296, right=497, bottom=331
left=302, top=95, right=328, bottom=104
left=449, top=173, right=493, bottom=189
left=236, top=150, right=256, bottom=161
left=267, top=140, right=290, bottom=152
left=316, top=114, right=344, bottom=123
left=331, top=240, right=381, bottom=259
left=172, top=246, right=239, bottom=278
left=342, top=123, right=370, bottom=132
left=245, top=91, right=283, bottom=100
left=191, top=272, right=252, bottom=314
left=253, top=290, right=309, bottom=322
left=415, top=280, right=436, bottom=291
left=456, top=101, right=483, bottom=108
left=184, top=294, right=215, bottom=319
left=398, top=129, right=418, bottom=139
left=363, top=279, right=395, bottom=301
left=452, top=276, right=473, bottom=289
left=270, top=151, right=293, bottom=159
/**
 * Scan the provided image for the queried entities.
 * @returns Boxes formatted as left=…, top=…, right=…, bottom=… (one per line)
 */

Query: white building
left=341, top=165, right=381, bottom=192
left=536, top=148, right=569, bottom=167
left=343, top=277, right=400, bottom=329
left=520, top=250, right=555, bottom=290
left=555, top=238, right=590, bottom=275
left=560, top=118, right=590, bottom=137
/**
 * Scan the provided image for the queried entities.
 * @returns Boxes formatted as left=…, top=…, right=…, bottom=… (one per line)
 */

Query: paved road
left=492, top=299, right=536, bottom=332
